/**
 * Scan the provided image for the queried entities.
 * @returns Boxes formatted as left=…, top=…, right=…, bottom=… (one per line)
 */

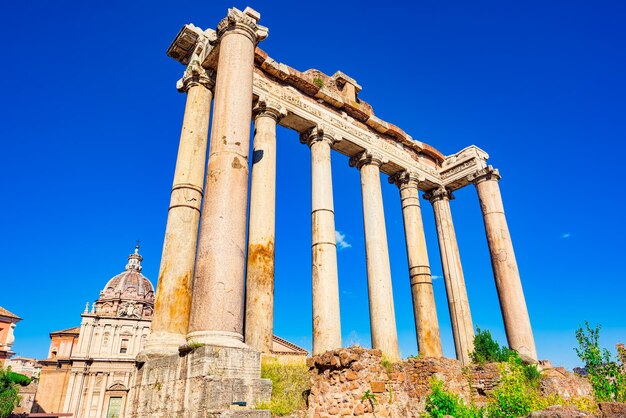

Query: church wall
left=34, top=362, right=72, bottom=413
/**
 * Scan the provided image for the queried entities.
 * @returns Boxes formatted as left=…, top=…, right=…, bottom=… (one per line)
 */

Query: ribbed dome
left=101, top=246, right=154, bottom=301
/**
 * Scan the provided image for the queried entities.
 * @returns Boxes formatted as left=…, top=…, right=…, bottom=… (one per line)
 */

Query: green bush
left=575, top=322, right=626, bottom=402
left=471, top=328, right=514, bottom=364
left=258, top=358, right=310, bottom=416
left=0, top=367, right=21, bottom=418
left=486, top=356, right=540, bottom=418
left=424, top=378, right=483, bottom=418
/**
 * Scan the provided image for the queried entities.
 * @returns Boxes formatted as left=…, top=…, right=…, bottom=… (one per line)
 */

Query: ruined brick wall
left=306, top=347, right=498, bottom=417
left=306, top=347, right=593, bottom=418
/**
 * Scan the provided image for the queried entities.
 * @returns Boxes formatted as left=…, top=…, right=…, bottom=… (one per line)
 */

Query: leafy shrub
left=258, top=358, right=310, bottom=416
left=424, top=378, right=483, bottom=418
left=471, top=328, right=541, bottom=387
left=575, top=322, right=626, bottom=402
left=471, top=328, right=514, bottom=364
left=0, top=367, right=20, bottom=418
left=486, top=356, right=539, bottom=418
left=6, top=372, right=30, bottom=387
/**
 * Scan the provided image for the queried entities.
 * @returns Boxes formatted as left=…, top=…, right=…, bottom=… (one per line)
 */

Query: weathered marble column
left=424, top=187, right=474, bottom=364
left=390, top=171, right=443, bottom=358
left=351, top=151, right=400, bottom=361
left=187, top=7, right=268, bottom=348
left=141, top=60, right=215, bottom=358
left=245, top=99, right=285, bottom=353
left=300, top=126, right=342, bottom=355
left=469, top=166, right=537, bottom=360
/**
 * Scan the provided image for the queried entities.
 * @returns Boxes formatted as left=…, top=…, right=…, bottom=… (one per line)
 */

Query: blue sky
left=1, top=0, right=624, bottom=369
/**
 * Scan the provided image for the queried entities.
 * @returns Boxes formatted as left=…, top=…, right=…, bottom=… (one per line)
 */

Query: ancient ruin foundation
left=131, top=6, right=538, bottom=416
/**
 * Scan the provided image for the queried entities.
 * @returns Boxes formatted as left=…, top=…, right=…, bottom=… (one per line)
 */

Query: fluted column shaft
left=425, top=188, right=474, bottom=364
left=143, top=63, right=214, bottom=357
left=302, top=127, right=342, bottom=355
left=470, top=167, right=537, bottom=360
left=353, top=152, right=399, bottom=361
left=188, top=9, right=267, bottom=347
left=392, top=172, right=443, bottom=357
left=245, top=101, right=283, bottom=353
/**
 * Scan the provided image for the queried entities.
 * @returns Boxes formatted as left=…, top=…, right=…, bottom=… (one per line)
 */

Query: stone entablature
left=166, top=22, right=496, bottom=192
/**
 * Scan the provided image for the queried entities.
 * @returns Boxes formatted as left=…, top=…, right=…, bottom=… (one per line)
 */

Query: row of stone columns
left=143, top=7, right=536, bottom=365
left=142, top=7, right=267, bottom=357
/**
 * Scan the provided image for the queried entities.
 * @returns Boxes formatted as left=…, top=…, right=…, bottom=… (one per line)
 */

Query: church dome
left=101, top=246, right=154, bottom=300
left=92, top=246, right=155, bottom=319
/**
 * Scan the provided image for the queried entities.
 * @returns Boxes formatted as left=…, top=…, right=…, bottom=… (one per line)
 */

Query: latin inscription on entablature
left=253, top=72, right=441, bottom=187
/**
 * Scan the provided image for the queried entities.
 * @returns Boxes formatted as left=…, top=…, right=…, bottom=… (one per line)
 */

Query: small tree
left=0, top=367, right=21, bottom=418
left=575, top=322, right=626, bottom=402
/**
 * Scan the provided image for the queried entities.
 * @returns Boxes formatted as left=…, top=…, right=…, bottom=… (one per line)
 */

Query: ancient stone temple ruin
left=129, top=6, right=537, bottom=417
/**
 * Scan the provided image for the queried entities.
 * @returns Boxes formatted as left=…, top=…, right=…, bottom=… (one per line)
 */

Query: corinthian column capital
left=253, top=97, right=286, bottom=122
left=300, top=125, right=340, bottom=147
left=467, top=165, right=501, bottom=184
left=349, top=150, right=386, bottom=169
left=176, top=61, right=216, bottom=92
left=388, top=170, right=424, bottom=189
left=217, top=7, right=268, bottom=44
left=423, top=186, right=454, bottom=203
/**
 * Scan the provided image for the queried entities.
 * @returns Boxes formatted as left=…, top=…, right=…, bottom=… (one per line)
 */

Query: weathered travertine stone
left=245, top=99, right=285, bottom=353
left=424, top=187, right=474, bottom=364
left=188, top=7, right=268, bottom=348
left=300, top=126, right=342, bottom=355
left=390, top=171, right=443, bottom=358
left=469, top=166, right=537, bottom=360
left=129, top=346, right=271, bottom=418
left=141, top=60, right=215, bottom=358
left=351, top=151, right=399, bottom=361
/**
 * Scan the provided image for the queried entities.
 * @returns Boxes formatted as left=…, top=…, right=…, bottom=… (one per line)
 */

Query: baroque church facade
left=33, top=246, right=307, bottom=417
left=35, top=246, right=154, bottom=417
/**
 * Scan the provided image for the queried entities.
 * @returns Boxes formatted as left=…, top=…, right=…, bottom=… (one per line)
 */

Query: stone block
left=128, top=345, right=271, bottom=418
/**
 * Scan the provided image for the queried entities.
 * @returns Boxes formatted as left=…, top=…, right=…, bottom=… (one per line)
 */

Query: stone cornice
left=217, top=7, right=268, bottom=44
left=349, top=150, right=386, bottom=169
left=439, top=146, right=489, bottom=191
left=299, top=125, right=340, bottom=148
left=253, top=96, right=286, bottom=122
left=167, top=24, right=216, bottom=66
left=467, top=165, right=501, bottom=184
left=423, top=187, right=454, bottom=203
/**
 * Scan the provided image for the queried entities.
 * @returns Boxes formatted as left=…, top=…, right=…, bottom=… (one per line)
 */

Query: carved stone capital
left=176, top=61, right=216, bottom=92
left=253, top=97, right=286, bottom=122
left=217, top=7, right=268, bottom=44
left=467, top=165, right=501, bottom=184
left=388, top=170, right=424, bottom=188
left=300, top=125, right=340, bottom=148
left=423, top=186, right=454, bottom=203
left=349, top=150, right=386, bottom=169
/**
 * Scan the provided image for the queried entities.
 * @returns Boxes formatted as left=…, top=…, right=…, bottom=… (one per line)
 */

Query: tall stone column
left=351, top=151, right=400, bottom=361
left=300, top=126, right=342, bottom=355
left=424, top=187, right=474, bottom=364
left=140, top=59, right=215, bottom=358
left=469, top=167, right=537, bottom=360
left=390, top=171, right=443, bottom=358
left=187, top=7, right=268, bottom=348
left=245, top=99, right=285, bottom=353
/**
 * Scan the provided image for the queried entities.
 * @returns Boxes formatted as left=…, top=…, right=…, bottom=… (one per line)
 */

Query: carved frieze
left=253, top=72, right=442, bottom=188
left=439, top=145, right=490, bottom=191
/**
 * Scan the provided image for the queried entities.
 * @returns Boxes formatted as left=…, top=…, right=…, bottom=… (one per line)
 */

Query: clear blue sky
left=1, top=0, right=624, bottom=370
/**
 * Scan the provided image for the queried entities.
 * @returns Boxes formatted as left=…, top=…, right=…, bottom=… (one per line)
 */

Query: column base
left=128, top=345, right=271, bottom=418
left=136, top=330, right=187, bottom=362
left=187, top=330, right=248, bottom=349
